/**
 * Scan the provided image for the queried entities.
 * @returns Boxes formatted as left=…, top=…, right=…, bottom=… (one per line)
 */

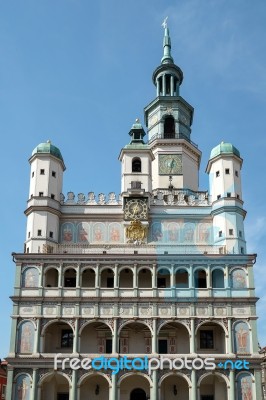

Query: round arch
left=174, top=266, right=190, bottom=274
left=77, top=371, right=112, bottom=387
left=157, top=266, right=172, bottom=275
left=118, top=320, right=153, bottom=335
left=138, top=266, right=153, bottom=274
left=158, top=371, right=191, bottom=387
left=81, top=266, right=96, bottom=273
left=17, top=318, right=37, bottom=331
left=198, top=371, right=229, bottom=387
left=195, top=320, right=228, bottom=335
left=118, top=371, right=153, bottom=387
left=118, top=266, right=134, bottom=274
left=14, top=372, right=32, bottom=383
left=41, top=319, right=74, bottom=336
left=79, top=319, right=114, bottom=335
left=157, top=320, right=191, bottom=335
left=38, top=371, right=72, bottom=387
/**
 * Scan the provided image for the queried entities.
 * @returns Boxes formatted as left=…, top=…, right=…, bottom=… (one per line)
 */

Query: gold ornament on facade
left=126, top=220, right=147, bottom=242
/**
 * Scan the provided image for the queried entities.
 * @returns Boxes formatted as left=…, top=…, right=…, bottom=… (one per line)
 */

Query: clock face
left=159, top=154, right=182, bottom=175
left=124, top=198, right=148, bottom=220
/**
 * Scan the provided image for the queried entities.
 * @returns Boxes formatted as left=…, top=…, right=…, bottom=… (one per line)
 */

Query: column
left=34, top=318, right=41, bottom=354
left=76, top=264, right=81, bottom=287
left=73, top=318, right=79, bottom=353
left=5, top=367, right=14, bottom=400
left=152, top=319, right=157, bottom=354
left=113, top=318, right=118, bottom=354
left=31, top=368, right=37, bottom=400
left=190, top=319, right=195, bottom=353
left=227, top=318, right=232, bottom=354
left=170, top=264, right=175, bottom=288
left=70, top=369, right=77, bottom=400
left=39, top=263, right=44, bottom=296
left=156, top=78, right=160, bottom=96
left=37, top=386, right=41, bottom=400
left=114, top=264, right=118, bottom=288
left=95, top=263, right=100, bottom=287
left=110, top=374, right=117, bottom=400
left=191, top=370, right=197, bottom=400
left=162, top=74, right=166, bottom=96
left=58, top=263, right=63, bottom=287
left=152, top=264, right=157, bottom=296
left=229, top=370, right=235, bottom=399
left=207, top=264, right=211, bottom=288
left=133, top=263, right=137, bottom=288
left=170, top=75, right=174, bottom=96
left=151, top=370, right=158, bottom=400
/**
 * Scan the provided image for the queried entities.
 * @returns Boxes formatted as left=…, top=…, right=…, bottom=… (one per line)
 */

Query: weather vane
left=162, top=16, right=168, bottom=29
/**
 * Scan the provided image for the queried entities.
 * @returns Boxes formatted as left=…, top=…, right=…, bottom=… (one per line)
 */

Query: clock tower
left=144, top=23, right=201, bottom=192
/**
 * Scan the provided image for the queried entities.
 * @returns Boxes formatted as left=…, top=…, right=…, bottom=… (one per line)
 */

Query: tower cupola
left=129, top=119, right=146, bottom=144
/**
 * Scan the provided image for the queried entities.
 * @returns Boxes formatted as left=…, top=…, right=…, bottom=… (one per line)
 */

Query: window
left=40, top=169, right=45, bottom=175
left=52, top=171, right=56, bottom=177
left=107, top=277, right=114, bottom=288
left=241, top=247, right=244, bottom=254
left=131, top=181, right=141, bottom=189
left=219, top=230, right=222, bottom=237
left=227, top=192, right=231, bottom=197
left=106, top=338, right=112, bottom=354
left=164, top=116, right=175, bottom=138
left=49, top=231, right=54, bottom=239
left=237, top=194, right=240, bottom=199
left=229, top=229, right=233, bottom=236
left=132, top=158, right=141, bottom=172
left=28, top=232, right=30, bottom=238
left=61, top=329, right=73, bottom=348
left=216, top=171, right=220, bottom=177
left=235, top=170, right=239, bottom=177
left=195, top=270, right=207, bottom=288
left=158, top=339, right=168, bottom=354
left=157, top=277, right=166, bottom=288
left=32, top=171, right=34, bottom=178
left=217, top=195, right=221, bottom=200
left=239, top=231, right=242, bottom=238
left=51, top=194, right=55, bottom=199
left=225, top=168, right=230, bottom=174
left=39, top=192, right=44, bottom=197
left=37, top=229, right=42, bottom=236
left=200, top=330, right=214, bottom=349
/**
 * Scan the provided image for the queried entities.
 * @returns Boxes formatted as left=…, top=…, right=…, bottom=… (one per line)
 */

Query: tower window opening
left=166, top=74, right=171, bottom=94
left=37, top=229, right=42, bottom=236
left=235, top=170, right=239, bottom=177
left=229, top=229, right=233, bottom=236
left=217, top=195, right=221, bottom=200
left=51, top=194, right=55, bottom=199
left=40, top=169, right=45, bottom=175
left=216, top=171, right=220, bottom=177
left=32, top=171, right=34, bottom=178
left=239, top=231, right=242, bottom=238
left=227, top=192, right=231, bottom=197
left=28, top=232, right=30, bottom=238
left=225, top=168, right=230, bottom=174
left=164, top=116, right=175, bottom=139
left=52, top=171, right=56, bottom=177
left=49, top=231, right=54, bottom=239
left=39, top=192, right=44, bottom=197
left=219, top=230, right=222, bottom=237
left=132, top=158, right=141, bottom=172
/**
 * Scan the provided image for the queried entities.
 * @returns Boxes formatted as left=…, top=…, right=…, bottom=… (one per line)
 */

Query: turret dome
left=32, top=140, right=64, bottom=162
left=210, top=142, right=240, bottom=160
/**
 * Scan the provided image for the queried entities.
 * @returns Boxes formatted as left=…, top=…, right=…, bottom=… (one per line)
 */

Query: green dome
left=32, top=140, right=64, bottom=162
left=210, top=142, right=240, bottom=160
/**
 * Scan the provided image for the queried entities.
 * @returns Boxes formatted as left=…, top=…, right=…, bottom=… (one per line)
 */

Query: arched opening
left=164, top=116, right=175, bottom=139
left=43, top=322, right=73, bottom=353
left=160, top=374, right=189, bottom=400
left=196, top=323, right=226, bottom=354
left=138, top=268, right=152, bottom=288
left=119, top=374, right=150, bottom=400
left=157, top=269, right=170, bottom=288
left=81, top=268, right=95, bottom=287
left=212, top=269, right=224, bottom=288
left=119, top=322, right=151, bottom=354
left=79, top=374, right=110, bottom=400
left=158, top=322, right=189, bottom=354
left=80, top=322, right=112, bottom=354
left=132, top=158, right=142, bottom=172
left=100, top=268, right=114, bottom=288
left=130, top=388, right=146, bottom=400
left=44, top=268, right=59, bottom=287
left=119, top=268, right=133, bottom=288
left=199, top=374, right=228, bottom=400
left=175, top=269, right=189, bottom=288
left=63, top=268, right=76, bottom=288
left=194, top=269, right=207, bottom=288
left=40, top=373, right=70, bottom=400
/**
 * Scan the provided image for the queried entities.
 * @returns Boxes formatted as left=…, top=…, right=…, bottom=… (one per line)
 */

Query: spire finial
left=161, top=17, right=174, bottom=64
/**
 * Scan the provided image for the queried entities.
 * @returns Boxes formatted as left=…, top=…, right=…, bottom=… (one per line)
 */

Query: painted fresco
left=231, top=268, right=247, bottom=289
left=108, top=223, right=122, bottom=242
left=22, top=267, right=38, bottom=288
left=93, top=223, right=106, bottom=242
left=198, top=223, right=210, bottom=243
left=77, top=222, right=90, bottom=243
left=234, top=322, right=250, bottom=353
left=166, top=222, right=179, bottom=242
left=17, top=321, right=35, bottom=353
left=14, top=374, right=31, bottom=400
left=61, top=222, right=75, bottom=243
left=151, top=222, right=163, bottom=242
left=237, top=373, right=253, bottom=400
left=183, top=223, right=195, bottom=242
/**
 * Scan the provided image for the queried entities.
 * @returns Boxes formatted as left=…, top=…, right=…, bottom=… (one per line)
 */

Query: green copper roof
left=210, top=142, right=240, bottom=160
left=32, top=140, right=64, bottom=162
left=161, top=27, right=174, bottom=64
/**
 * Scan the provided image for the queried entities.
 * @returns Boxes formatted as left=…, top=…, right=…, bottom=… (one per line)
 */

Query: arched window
left=132, top=158, right=141, bottom=172
left=164, top=116, right=175, bottom=138
left=212, top=269, right=224, bottom=288
left=194, top=269, right=207, bottom=288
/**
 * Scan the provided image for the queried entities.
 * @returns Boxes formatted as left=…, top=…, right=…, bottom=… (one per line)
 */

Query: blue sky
left=0, top=0, right=266, bottom=358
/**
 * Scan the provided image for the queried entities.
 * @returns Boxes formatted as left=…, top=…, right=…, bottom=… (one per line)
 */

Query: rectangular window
left=158, top=339, right=168, bottom=354
left=241, top=247, right=244, bottom=254
left=49, top=231, right=54, bottom=239
left=200, top=330, right=214, bottom=349
left=229, top=229, right=233, bottom=235
left=219, top=230, right=222, bottom=237
left=37, top=229, right=42, bottom=236
left=227, top=192, right=231, bottom=197
left=217, top=195, right=221, bottom=200
left=225, top=168, right=230, bottom=174
left=61, top=329, right=73, bottom=348
left=40, top=169, right=45, bottom=175
left=39, top=192, right=44, bottom=197
left=51, top=194, right=55, bottom=199
left=216, top=171, right=220, bottom=177
left=239, top=231, right=242, bottom=238
left=52, top=171, right=56, bottom=178
left=32, top=171, right=34, bottom=178
left=28, top=232, right=30, bottom=238
left=237, top=194, right=240, bottom=199
left=235, top=170, right=239, bottom=177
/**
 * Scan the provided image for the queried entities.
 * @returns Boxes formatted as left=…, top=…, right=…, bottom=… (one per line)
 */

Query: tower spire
left=161, top=17, right=174, bottom=64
